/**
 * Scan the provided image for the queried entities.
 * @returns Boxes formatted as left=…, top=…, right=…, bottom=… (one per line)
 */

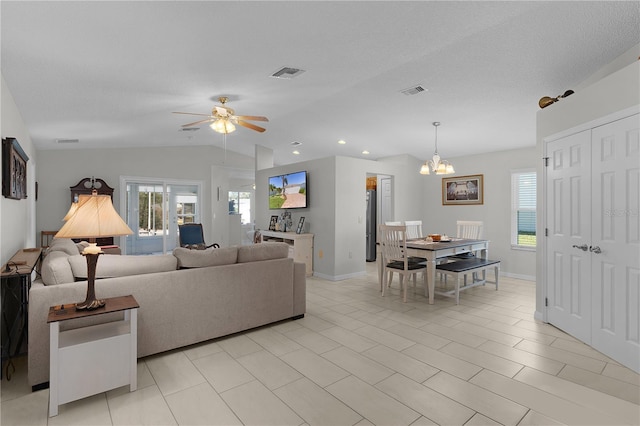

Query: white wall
left=420, top=147, right=538, bottom=280
left=535, top=60, right=640, bottom=320
left=35, top=145, right=254, bottom=249
left=1, top=75, right=37, bottom=264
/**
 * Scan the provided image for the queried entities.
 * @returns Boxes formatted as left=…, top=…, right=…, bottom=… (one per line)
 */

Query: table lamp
left=55, top=189, right=133, bottom=310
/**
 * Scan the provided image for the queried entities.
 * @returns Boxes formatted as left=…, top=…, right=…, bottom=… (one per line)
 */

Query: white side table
left=48, top=295, right=139, bottom=417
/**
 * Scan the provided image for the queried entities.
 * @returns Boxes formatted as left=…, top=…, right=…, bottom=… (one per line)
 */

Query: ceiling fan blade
left=173, top=111, right=212, bottom=117
left=236, top=115, right=269, bottom=122
left=237, top=120, right=266, bottom=133
left=182, top=118, right=213, bottom=127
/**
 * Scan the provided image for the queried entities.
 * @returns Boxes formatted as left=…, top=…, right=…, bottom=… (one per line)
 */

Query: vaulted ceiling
left=2, top=1, right=638, bottom=166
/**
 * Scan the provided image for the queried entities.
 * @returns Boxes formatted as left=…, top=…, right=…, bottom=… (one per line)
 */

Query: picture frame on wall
left=296, top=217, right=305, bottom=234
left=2, top=137, right=29, bottom=200
left=269, top=215, right=278, bottom=231
left=442, top=174, right=484, bottom=205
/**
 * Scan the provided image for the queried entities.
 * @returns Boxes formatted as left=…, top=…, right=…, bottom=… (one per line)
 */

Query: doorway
left=120, top=177, right=202, bottom=255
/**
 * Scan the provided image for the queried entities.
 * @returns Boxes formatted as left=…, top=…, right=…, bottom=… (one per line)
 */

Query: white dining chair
left=456, top=220, right=483, bottom=239
left=379, top=224, right=427, bottom=302
left=443, top=220, right=485, bottom=283
left=404, top=220, right=423, bottom=239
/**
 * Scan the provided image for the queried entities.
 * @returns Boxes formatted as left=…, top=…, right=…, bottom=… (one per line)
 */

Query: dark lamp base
left=75, top=298, right=106, bottom=310
left=77, top=252, right=105, bottom=311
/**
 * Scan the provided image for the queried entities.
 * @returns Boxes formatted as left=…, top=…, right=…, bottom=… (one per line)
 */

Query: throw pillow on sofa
left=41, top=251, right=76, bottom=285
left=173, top=246, right=238, bottom=268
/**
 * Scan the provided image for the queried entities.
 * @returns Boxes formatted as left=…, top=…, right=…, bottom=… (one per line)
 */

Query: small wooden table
left=1, top=247, right=42, bottom=380
left=47, top=295, right=139, bottom=417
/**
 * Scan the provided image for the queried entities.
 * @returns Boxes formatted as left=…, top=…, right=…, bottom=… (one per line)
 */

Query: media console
left=260, top=230, right=313, bottom=276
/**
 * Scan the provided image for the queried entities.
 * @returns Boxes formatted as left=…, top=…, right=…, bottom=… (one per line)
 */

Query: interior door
left=546, top=130, right=592, bottom=343
left=590, top=114, right=640, bottom=371
left=379, top=176, right=393, bottom=227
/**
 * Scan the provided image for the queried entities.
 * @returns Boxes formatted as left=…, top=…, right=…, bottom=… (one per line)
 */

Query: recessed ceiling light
left=362, top=150, right=370, bottom=155
left=338, top=140, right=346, bottom=145
left=292, top=150, right=300, bottom=155
left=291, top=141, right=302, bottom=146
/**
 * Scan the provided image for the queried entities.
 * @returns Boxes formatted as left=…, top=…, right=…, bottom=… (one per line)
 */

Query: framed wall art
left=2, top=137, right=29, bottom=200
left=442, top=174, right=483, bottom=205
left=269, top=215, right=278, bottom=231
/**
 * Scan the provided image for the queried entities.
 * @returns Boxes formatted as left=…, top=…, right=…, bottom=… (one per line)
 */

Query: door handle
left=589, top=245, right=602, bottom=254
left=572, top=244, right=588, bottom=251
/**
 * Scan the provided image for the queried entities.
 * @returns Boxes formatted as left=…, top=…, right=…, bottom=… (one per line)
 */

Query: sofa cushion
left=173, top=246, right=238, bottom=268
left=68, top=254, right=178, bottom=279
left=237, top=242, right=289, bottom=263
left=46, top=238, right=80, bottom=256
left=40, top=251, right=76, bottom=285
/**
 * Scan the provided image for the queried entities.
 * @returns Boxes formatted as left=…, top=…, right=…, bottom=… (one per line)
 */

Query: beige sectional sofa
left=28, top=238, right=306, bottom=388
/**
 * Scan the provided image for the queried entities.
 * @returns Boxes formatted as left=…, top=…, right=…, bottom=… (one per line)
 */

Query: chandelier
left=419, top=121, right=455, bottom=175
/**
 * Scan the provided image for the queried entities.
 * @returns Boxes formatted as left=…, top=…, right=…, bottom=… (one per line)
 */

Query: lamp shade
left=62, top=202, right=78, bottom=221
left=56, top=192, right=133, bottom=239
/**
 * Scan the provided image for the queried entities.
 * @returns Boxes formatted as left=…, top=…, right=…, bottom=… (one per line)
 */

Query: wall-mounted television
left=269, top=171, right=308, bottom=209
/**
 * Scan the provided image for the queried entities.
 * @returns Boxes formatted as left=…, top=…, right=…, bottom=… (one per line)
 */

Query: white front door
left=546, top=129, right=592, bottom=343
left=590, top=114, right=640, bottom=371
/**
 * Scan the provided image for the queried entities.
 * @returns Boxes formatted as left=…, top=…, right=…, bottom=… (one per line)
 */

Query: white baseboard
left=313, top=271, right=367, bottom=281
left=500, top=271, right=536, bottom=282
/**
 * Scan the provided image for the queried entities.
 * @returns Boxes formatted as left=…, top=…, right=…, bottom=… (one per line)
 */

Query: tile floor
left=1, top=263, right=639, bottom=425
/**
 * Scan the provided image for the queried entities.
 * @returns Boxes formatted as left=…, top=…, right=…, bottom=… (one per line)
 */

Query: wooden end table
left=47, top=295, right=139, bottom=417
left=1, top=247, right=42, bottom=380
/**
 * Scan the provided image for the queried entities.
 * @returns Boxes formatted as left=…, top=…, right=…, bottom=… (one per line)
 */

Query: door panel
left=591, top=114, right=640, bottom=372
left=546, top=129, right=592, bottom=343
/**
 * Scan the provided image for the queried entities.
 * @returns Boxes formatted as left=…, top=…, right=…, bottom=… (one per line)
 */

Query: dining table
left=377, top=238, right=490, bottom=304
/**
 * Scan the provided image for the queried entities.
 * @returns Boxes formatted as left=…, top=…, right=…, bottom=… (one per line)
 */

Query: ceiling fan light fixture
left=419, top=121, right=455, bottom=175
left=211, top=119, right=236, bottom=134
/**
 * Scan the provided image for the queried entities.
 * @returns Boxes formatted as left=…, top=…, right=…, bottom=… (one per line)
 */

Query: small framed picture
left=442, top=174, right=484, bottom=205
left=269, top=215, right=278, bottom=231
left=296, top=217, right=305, bottom=234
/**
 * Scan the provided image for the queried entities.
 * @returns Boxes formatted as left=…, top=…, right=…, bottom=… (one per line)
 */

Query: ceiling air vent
left=55, top=138, right=79, bottom=144
left=179, top=127, right=200, bottom=132
left=400, top=85, right=427, bottom=96
left=271, top=67, right=305, bottom=79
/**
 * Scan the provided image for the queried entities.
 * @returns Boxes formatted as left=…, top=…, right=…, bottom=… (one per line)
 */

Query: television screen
left=269, top=171, right=307, bottom=209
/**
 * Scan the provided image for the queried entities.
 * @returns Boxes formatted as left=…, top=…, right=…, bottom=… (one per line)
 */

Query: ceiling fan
left=173, top=97, right=268, bottom=134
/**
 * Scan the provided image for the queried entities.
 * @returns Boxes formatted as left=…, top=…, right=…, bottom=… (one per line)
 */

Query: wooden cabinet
left=260, top=231, right=313, bottom=276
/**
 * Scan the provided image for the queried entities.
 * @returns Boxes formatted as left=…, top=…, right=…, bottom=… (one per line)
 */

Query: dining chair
left=442, top=220, right=484, bottom=283
left=456, top=220, right=483, bottom=240
left=404, top=220, right=423, bottom=239
left=379, top=224, right=427, bottom=302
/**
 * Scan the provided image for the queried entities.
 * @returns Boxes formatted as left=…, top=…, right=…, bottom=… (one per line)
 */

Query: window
left=228, top=191, right=252, bottom=224
left=511, top=170, right=536, bottom=249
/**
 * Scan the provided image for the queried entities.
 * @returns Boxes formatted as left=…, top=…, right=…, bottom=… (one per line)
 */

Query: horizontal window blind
left=511, top=171, right=536, bottom=247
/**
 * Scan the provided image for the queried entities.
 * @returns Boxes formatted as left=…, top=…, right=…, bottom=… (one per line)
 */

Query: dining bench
left=435, top=258, right=500, bottom=304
